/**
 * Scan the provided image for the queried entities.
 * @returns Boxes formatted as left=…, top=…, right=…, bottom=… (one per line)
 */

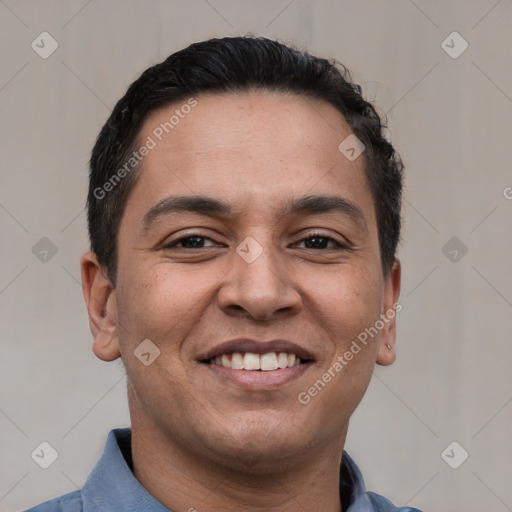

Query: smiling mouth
left=203, top=351, right=312, bottom=371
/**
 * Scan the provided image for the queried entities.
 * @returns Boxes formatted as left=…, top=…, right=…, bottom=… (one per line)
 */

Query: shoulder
left=23, top=490, right=83, bottom=512
left=367, top=491, right=423, bottom=512
left=341, top=452, right=424, bottom=512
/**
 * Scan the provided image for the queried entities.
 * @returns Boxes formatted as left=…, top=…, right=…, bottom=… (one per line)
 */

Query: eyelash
left=163, top=231, right=350, bottom=251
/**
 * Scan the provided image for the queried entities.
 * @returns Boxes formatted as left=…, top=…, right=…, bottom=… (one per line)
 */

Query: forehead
left=125, top=91, right=375, bottom=228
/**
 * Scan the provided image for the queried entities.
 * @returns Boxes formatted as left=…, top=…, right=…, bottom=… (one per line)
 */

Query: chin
left=210, top=439, right=308, bottom=476
left=209, top=424, right=310, bottom=465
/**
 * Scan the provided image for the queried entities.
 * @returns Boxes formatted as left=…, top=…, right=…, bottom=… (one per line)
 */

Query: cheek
left=115, top=265, right=203, bottom=416
left=314, top=266, right=383, bottom=408
left=115, top=263, right=219, bottom=353
left=310, top=263, right=383, bottom=347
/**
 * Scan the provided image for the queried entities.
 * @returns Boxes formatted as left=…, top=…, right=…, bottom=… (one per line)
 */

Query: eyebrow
left=143, top=195, right=234, bottom=232
left=279, top=195, right=367, bottom=231
left=142, top=194, right=367, bottom=233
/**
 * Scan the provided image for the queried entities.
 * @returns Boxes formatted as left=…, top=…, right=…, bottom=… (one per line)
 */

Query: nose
left=217, top=239, right=302, bottom=321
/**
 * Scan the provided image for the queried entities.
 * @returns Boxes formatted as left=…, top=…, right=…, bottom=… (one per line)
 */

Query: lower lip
left=202, top=362, right=313, bottom=389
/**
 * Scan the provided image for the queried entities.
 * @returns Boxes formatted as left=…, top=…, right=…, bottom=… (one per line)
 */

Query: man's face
left=85, top=91, right=400, bottom=469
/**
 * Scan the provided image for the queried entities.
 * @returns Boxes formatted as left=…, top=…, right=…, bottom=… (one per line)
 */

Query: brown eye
left=178, top=236, right=208, bottom=248
left=303, top=236, right=334, bottom=249
left=163, top=234, right=219, bottom=249
left=296, top=233, right=349, bottom=250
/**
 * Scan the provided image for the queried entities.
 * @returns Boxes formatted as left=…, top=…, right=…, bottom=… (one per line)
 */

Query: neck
left=130, top=414, right=347, bottom=512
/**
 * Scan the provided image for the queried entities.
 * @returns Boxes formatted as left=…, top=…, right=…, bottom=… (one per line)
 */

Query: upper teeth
left=213, top=352, right=301, bottom=371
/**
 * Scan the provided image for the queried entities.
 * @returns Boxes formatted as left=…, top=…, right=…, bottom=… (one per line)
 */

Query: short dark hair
left=88, top=36, right=403, bottom=285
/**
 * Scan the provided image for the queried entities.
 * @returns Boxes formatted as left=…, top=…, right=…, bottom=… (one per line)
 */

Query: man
left=27, top=36, right=421, bottom=511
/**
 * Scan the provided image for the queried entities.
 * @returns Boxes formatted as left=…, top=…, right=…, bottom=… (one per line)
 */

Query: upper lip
left=198, top=338, right=315, bottom=362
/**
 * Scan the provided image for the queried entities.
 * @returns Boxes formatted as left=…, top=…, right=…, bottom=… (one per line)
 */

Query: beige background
left=1, top=1, right=511, bottom=510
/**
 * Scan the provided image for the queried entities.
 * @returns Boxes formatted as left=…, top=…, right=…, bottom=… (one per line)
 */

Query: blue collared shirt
left=25, top=428, right=422, bottom=512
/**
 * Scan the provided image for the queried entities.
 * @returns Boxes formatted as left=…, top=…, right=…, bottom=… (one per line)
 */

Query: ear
left=376, top=258, right=401, bottom=366
left=80, top=251, right=121, bottom=362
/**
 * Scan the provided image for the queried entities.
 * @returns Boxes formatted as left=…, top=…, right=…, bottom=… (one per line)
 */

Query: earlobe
left=80, top=251, right=121, bottom=362
left=376, top=258, right=401, bottom=367
left=377, top=339, right=396, bottom=366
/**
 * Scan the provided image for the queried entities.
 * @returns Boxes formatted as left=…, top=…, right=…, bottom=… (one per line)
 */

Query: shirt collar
left=81, top=428, right=375, bottom=511
left=81, top=428, right=169, bottom=511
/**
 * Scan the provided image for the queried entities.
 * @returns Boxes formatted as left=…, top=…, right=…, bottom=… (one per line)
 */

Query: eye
left=163, top=233, right=220, bottom=249
left=294, top=232, right=349, bottom=250
left=162, top=232, right=350, bottom=251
